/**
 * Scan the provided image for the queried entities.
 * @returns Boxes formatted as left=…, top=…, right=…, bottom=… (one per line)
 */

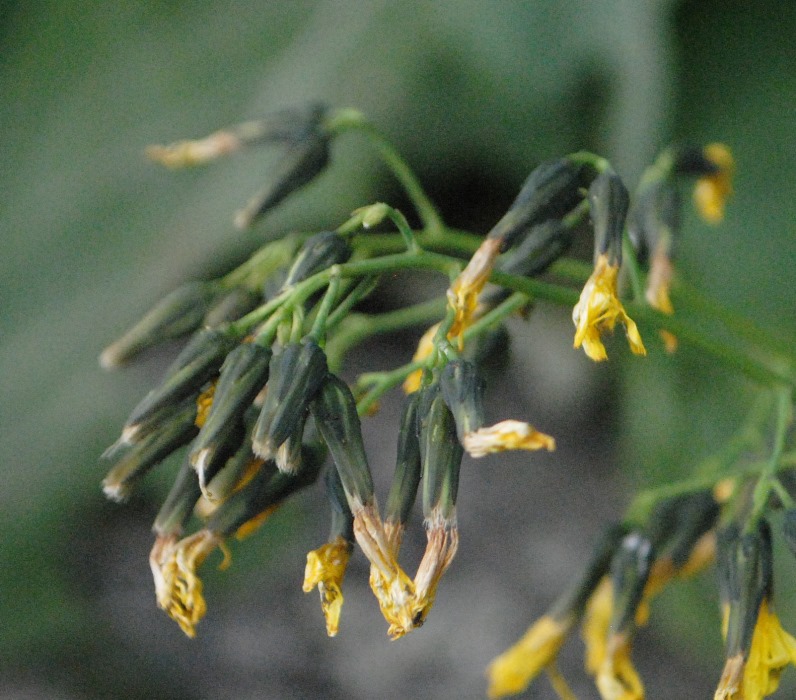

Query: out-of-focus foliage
left=3, top=1, right=796, bottom=698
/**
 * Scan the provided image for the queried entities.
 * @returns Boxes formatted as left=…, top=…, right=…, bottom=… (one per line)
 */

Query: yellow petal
left=596, top=634, right=645, bottom=700
left=303, top=536, right=352, bottom=637
left=487, top=615, right=572, bottom=698
left=464, top=420, right=555, bottom=458
left=694, top=143, right=734, bottom=225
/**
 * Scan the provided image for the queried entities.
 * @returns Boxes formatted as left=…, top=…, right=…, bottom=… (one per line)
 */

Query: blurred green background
left=3, top=1, right=796, bottom=698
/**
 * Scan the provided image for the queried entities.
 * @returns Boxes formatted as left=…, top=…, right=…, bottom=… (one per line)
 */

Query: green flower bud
left=203, top=287, right=263, bottom=328
left=487, top=158, right=591, bottom=251
left=252, top=341, right=328, bottom=461
left=103, top=400, right=199, bottom=501
left=420, top=394, right=463, bottom=522
left=281, top=231, right=352, bottom=290
left=234, top=105, right=331, bottom=229
left=627, top=180, right=680, bottom=265
left=325, top=466, right=355, bottom=544
left=153, top=455, right=202, bottom=537
left=440, top=359, right=485, bottom=442
left=100, top=281, right=219, bottom=369
left=190, top=343, right=272, bottom=477
left=310, top=373, right=375, bottom=509
left=385, top=393, right=422, bottom=527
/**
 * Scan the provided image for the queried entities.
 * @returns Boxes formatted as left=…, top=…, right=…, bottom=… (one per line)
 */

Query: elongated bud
left=310, top=373, right=375, bottom=508
left=100, top=282, right=219, bottom=369
left=153, top=456, right=203, bottom=537
left=440, top=359, right=485, bottom=442
left=628, top=179, right=680, bottom=265
left=234, top=106, right=331, bottom=228
left=588, top=170, right=629, bottom=266
left=384, top=394, right=422, bottom=552
left=420, top=393, right=463, bottom=520
left=190, top=343, right=271, bottom=478
left=201, top=418, right=262, bottom=503
left=252, top=341, right=328, bottom=462
left=648, top=490, right=719, bottom=569
left=281, top=231, right=352, bottom=290
left=103, top=401, right=199, bottom=501
left=487, top=158, right=591, bottom=251
left=275, top=410, right=307, bottom=475
left=203, top=287, right=263, bottom=327
left=125, top=329, right=238, bottom=428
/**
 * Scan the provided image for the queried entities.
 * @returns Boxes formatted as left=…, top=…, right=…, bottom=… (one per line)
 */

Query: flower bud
left=125, top=329, right=238, bottom=428
left=588, top=170, right=630, bottom=266
left=280, top=231, right=352, bottom=290
left=487, top=158, right=591, bottom=251
left=190, top=342, right=271, bottom=478
left=100, top=281, right=219, bottom=369
left=440, top=359, right=485, bottom=442
left=252, top=341, right=328, bottom=462
left=202, top=287, right=263, bottom=328
left=153, top=456, right=202, bottom=537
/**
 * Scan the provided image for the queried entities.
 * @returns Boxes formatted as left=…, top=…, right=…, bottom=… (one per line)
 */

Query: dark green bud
left=125, top=328, right=238, bottom=428
left=153, top=455, right=202, bottom=536
left=673, top=145, right=722, bottom=177
left=609, top=533, right=654, bottom=634
left=385, top=393, right=422, bottom=526
left=202, top=409, right=261, bottom=502
left=275, top=410, right=308, bottom=475
left=100, top=281, right=219, bottom=369
left=103, top=400, right=199, bottom=501
left=190, top=343, right=271, bottom=476
left=440, top=360, right=485, bottom=442
left=310, top=373, right=374, bottom=509
left=420, top=395, right=463, bottom=522
left=588, top=170, right=629, bottom=265
left=281, top=231, right=352, bottom=290
left=252, top=341, right=328, bottom=460
left=656, top=491, right=719, bottom=570
left=463, top=324, right=511, bottom=377
left=487, top=158, right=591, bottom=251
left=234, top=105, right=331, bottom=228
left=550, top=523, right=628, bottom=621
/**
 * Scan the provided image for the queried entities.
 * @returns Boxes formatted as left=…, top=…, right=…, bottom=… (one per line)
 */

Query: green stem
left=325, top=108, right=445, bottom=237
left=308, top=271, right=341, bottom=342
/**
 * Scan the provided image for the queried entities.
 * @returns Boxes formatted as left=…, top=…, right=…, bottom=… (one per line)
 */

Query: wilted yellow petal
left=464, top=420, right=555, bottom=458
left=303, top=536, right=352, bottom=637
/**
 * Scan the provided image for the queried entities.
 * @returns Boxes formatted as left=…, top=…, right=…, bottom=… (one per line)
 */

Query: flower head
left=694, top=143, right=734, bottom=224
left=303, top=536, right=352, bottom=637
left=715, top=599, right=796, bottom=700
left=572, top=254, right=646, bottom=361
left=486, top=614, right=573, bottom=698
left=464, top=419, right=555, bottom=458
left=149, top=530, right=221, bottom=637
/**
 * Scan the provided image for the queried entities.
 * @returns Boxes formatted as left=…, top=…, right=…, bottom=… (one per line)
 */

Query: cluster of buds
left=101, top=104, right=743, bottom=690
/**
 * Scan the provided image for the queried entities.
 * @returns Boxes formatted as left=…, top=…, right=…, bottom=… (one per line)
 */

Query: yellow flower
left=596, top=633, right=645, bottom=700
left=572, top=254, right=646, bottom=361
left=463, top=419, right=555, bottom=458
left=149, top=530, right=221, bottom=637
left=303, top=535, right=352, bottom=637
left=447, top=238, right=502, bottom=346
left=583, top=577, right=613, bottom=674
left=715, top=599, right=796, bottom=700
left=694, top=143, right=734, bottom=224
left=486, top=614, right=573, bottom=698
left=403, top=322, right=439, bottom=394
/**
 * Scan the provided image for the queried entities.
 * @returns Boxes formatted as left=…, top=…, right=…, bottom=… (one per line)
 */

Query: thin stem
left=325, top=108, right=445, bottom=237
left=308, top=270, right=341, bottom=342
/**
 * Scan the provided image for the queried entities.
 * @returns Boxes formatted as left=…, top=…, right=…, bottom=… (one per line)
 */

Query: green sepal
left=385, top=393, right=422, bottom=526
left=310, top=373, right=374, bottom=509
left=252, top=340, right=328, bottom=459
